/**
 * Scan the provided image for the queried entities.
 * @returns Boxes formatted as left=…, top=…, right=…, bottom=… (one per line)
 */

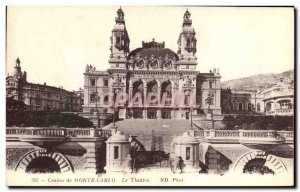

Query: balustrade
left=6, top=127, right=293, bottom=144
left=6, top=127, right=115, bottom=139
left=215, top=130, right=239, bottom=138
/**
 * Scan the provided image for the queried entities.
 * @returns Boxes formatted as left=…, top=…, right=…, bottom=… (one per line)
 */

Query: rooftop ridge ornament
left=142, top=38, right=165, bottom=49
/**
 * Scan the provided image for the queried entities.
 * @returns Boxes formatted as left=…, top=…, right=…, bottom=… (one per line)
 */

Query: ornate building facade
left=83, top=8, right=222, bottom=120
left=258, top=78, right=294, bottom=116
left=6, top=58, right=82, bottom=111
left=221, top=78, right=294, bottom=116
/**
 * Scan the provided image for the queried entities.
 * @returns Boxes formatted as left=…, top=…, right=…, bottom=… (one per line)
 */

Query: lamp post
left=190, top=106, right=194, bottom=129
left=93, top=91, right=100, bottom=128
left=111, top=105, right=119, bottom=127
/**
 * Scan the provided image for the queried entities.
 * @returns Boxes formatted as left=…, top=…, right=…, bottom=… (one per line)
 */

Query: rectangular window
left=209, top=81, right=213, bottom=89
left=186, top=147, right=191, bottom=160
left=114, top=146, right=119, bottom=159
left=104, top=79, right=108, bottom=87
left=116, top=63, right=119, bottom=67
left=90, top=79, right=96, bottom=86
left=90, top=93, right=96, bottom=102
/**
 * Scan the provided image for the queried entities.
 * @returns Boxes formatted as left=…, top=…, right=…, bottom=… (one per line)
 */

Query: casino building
left=83, top=8, right=222, bottom=120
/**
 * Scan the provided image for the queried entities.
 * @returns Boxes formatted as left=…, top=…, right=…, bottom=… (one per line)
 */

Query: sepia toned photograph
left=5, top=6, right=294, bottom=187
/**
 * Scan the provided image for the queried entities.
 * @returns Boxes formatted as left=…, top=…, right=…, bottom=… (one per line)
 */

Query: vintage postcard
left=6, top=6, right=294, bottom=187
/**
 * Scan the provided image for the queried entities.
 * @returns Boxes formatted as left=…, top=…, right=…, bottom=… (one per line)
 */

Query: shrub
left=222, top=115, right=294, bottom=131
left=6, top=110, right=93, bottom=128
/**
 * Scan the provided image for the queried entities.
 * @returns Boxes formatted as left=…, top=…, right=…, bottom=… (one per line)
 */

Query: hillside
left=221, top=69, right=294, bottom=90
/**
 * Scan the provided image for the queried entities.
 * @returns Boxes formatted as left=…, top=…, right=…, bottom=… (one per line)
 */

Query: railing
left=266, top=109, right=293, bottom=115
left=66, top=128, right=92, bottom=137
left=194, top=130, right=204, bottom=137
left=6, top=127, right=293, bottom=144
left=6, top=127, right=115, bottom=140
left=194, top=129, right=293, bottom=144
left=241, top=130, right=277, bottom=138
left=215, top=130, right=239, bottom=138
left=7, top=127, right=66, bottom=137
left=277, top=131, right=294, bottom=143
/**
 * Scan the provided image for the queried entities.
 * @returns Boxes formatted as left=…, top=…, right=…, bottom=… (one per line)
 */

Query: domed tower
left=177, top=9, right=197, bottom=71
left=109, top=7, right=130, bottom=69
left=8, top=58, right=26, bottom=101
left=13, top=57, right=22, bottom=79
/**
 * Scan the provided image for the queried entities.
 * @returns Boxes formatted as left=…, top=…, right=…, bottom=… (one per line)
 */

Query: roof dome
left=127, top=39, right=179, bottom=61
left=174, top=131, right=199, bottom=144
left=106, top=130, right=129, bottom=143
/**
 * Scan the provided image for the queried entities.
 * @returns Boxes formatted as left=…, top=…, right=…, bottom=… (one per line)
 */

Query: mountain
left=221, top=69, right=294, bottom=91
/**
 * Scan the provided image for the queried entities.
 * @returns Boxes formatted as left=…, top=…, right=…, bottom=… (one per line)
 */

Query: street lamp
left=111, top=105, right=119, bottom=127
left=190, top=105, right=194, bottom=129
left=93, top=91, right=100, bottom=128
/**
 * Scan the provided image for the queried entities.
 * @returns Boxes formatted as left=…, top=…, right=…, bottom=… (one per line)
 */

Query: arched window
left=103, top=95, right=109, bottom=105
left=185, top=92, right=191, bottom=106
left=248, top=103, right=252, bottom=111
left=257, top=103, right=260, bottom=111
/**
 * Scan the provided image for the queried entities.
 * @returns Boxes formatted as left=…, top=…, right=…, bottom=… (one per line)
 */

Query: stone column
left=157, top=109, right=161, bottom=119
left=157, top=86, right=161, bottom=106
left=171, top=110, right=175, bottom=119
left=143, top=86, right=147, bottom=107
left=83, top=138, right=105, bottom=174
left=143, top=109, right=147, bottom=119
left=179, top=108, right=182, bottom=119
left=129, top=86, right=133, bottom=105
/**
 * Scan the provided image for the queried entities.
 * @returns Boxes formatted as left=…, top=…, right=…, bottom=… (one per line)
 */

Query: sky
left=6, top=6, right=294, bottom=91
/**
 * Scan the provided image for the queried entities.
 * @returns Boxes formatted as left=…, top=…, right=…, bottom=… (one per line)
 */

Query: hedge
left=6, top=110, right=93, bottom=128
left=222, top=115, right=294, bottom=131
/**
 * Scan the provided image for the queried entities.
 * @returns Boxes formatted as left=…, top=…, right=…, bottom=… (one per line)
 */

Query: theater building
left=83, top=8, right=222, bottom=119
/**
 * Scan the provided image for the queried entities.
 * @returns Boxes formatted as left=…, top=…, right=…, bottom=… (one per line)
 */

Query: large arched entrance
left=243, top=158, right=275, bottom=175
left=233, top=151, right=288, bottom=175
left=26, top=156, right=61, bottom=173
left=161, top=81, right=172, bottom=106
left=147, top=80, right=158, bottom=106
left=132, top=80, right=144, bottom=106
left=15, top=149, right=74, bottom=173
